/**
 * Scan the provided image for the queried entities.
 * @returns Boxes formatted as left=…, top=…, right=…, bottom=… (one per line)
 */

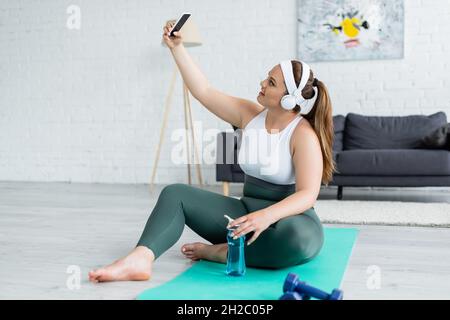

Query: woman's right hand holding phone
left=162, top=20, right=183, bottom=49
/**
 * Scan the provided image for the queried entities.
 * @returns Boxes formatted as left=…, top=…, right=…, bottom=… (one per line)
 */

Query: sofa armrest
left=333, top=115, right=346, bottom=153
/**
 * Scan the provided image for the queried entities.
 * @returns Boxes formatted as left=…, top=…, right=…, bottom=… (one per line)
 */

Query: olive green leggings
left=136, top=175, right=324, bottom=269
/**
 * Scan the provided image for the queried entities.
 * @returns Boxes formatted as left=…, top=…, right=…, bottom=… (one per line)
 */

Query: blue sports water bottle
left=224, top=215, right=246, bottom=276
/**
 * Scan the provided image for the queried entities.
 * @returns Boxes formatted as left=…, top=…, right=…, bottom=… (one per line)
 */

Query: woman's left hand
left=227, top=209, right=275, bottom=245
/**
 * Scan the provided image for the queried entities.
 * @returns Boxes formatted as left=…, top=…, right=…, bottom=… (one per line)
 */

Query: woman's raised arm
left=163, top=22, right=261, bottom=128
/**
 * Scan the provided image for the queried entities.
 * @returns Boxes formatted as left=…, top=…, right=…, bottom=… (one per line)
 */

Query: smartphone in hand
left=169, top=13, right=191, bottom=37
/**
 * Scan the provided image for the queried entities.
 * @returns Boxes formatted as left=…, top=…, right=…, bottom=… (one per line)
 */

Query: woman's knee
left=292, top=231, right=323, bottom=263
left=160, top=183, right=192, bottom=198
left=278, top=216, right=324, bottom=265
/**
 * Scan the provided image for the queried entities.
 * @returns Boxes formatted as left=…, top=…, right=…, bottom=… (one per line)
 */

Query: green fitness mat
left=137, top=227, right=358, bottom=300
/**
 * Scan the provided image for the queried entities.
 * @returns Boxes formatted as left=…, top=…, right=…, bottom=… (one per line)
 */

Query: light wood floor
left=0, top=181, right=449, bottom=300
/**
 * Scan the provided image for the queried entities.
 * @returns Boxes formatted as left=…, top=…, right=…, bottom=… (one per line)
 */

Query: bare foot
left=89, top=246, right=155, bottom=283
left=181, top=242, right=228, bottom=263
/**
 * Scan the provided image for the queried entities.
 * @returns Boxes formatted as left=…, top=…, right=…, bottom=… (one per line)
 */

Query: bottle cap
left=224, top=214, right=240, bottom=229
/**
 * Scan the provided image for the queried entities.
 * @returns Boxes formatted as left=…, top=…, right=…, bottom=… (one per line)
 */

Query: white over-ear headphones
left=280, top=60, right=318, bottom=114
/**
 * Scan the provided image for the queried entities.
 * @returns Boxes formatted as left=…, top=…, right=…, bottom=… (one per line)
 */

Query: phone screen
left=169, top=13, right=191, bottom=37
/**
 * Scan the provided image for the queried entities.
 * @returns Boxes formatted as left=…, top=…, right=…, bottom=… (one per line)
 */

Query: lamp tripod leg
left=185, top=86, right=203, bottom=187
left=183, top=83, right=192, bottom=185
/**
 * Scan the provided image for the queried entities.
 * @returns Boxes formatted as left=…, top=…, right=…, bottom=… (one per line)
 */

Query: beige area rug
left=314, top=200, right=450, bottom=227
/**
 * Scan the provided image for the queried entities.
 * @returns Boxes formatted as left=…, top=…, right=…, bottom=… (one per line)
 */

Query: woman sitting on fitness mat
left=89, top=21, right=335, bottom=282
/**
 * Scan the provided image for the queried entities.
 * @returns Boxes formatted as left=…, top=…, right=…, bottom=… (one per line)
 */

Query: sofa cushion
left=422, top=123, right=450, bottom=150
left=344, top=112, right=447, bottom=150
left=336, top=149, right=450, bottom=176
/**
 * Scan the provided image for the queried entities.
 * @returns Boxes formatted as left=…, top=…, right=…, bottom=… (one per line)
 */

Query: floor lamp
left=150, top=17, right=203, bottom=192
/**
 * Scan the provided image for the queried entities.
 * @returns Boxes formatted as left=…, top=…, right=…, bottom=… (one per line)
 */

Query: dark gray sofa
left=216, top=112, right=450, bottom=199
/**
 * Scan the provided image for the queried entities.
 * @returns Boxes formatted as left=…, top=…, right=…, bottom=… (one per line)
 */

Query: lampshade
left=161, top=17, right=202, bottom=48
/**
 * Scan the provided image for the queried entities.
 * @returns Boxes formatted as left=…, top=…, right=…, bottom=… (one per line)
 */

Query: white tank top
left=237, top=108, right=303, bottom=185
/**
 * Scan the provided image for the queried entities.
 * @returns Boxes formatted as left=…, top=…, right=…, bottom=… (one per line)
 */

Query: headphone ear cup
left=281, top=95, right=296, bottom=110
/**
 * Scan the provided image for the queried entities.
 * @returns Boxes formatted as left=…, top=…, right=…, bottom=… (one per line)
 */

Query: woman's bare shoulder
left=290, top=117, right=320, bottom=153
left=297, top=117, right=315, bottom=132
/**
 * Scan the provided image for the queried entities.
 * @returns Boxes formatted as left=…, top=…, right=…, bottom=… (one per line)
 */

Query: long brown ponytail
left=290, top=61, right=336, bottom=185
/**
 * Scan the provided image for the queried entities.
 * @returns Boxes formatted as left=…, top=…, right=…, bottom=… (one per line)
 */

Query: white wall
left=0, top=0, right=449, bottom=184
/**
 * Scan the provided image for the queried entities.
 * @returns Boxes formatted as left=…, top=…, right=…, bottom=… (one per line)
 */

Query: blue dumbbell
left=279, top=291, right=304, bottom=300
left=281, top=273, right=343, bottom=300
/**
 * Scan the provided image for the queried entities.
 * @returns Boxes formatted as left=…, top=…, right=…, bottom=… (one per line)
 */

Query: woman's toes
left=88, top=269, right=103, bottom=282
left=89, top=269, right=98, bottom=279
left=181, top=242, right=209, bottom=260
left=185, top=252, right=199, bottom=261
left=181, top=243, right=195, bottom=255
left=92, top=268, right=109, bottom=282
left=181, top=244, right=195, bottom=253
